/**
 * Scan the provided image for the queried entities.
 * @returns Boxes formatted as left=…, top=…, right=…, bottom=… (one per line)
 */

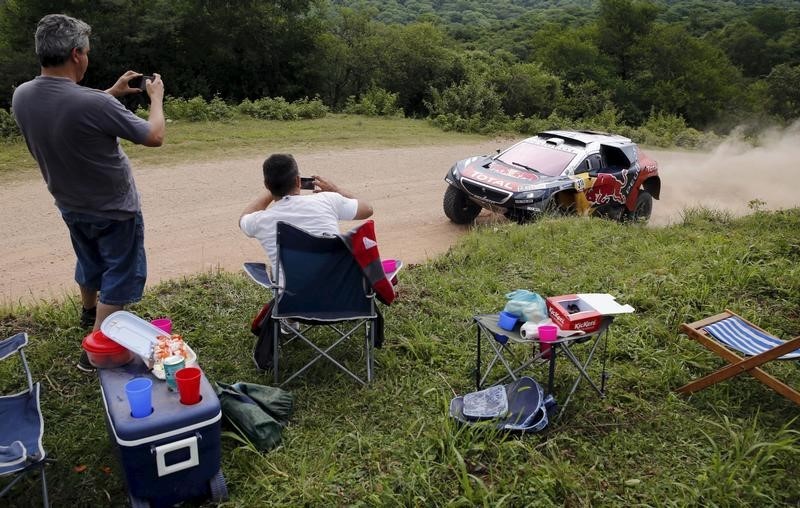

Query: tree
left=629, top=23, right=744, bottom=127
left=766, top=63, right=800, bottom=120
left=531, top=23, right=614, bottom=87
left=0, top=0, right=325, bottom=107
left=491, top=62, right=561, bottom=118
left=373, top=22, right=461, bottom=115
left=312, top=7, right=383, bottom=110
left=555, top=80, right=615, bottom=120
left=713, top=21, right=775, bottom=78
left=596, top=0, right=660, bottom=80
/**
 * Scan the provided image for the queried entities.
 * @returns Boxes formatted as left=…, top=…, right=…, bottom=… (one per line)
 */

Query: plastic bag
left=214, top=382, right=294, bottom=452
left=503, top=289, right=548, bottom=323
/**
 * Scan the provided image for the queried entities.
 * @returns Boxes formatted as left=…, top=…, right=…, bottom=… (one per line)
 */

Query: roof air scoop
left=545, top=137, right=564, bottom=146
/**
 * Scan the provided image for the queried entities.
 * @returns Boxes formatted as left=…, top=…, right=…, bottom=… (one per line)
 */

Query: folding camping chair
left=0, top=333, right=49, bottom=507
left=676, top=310, right=800, bottom=405
left=244, top=221, right=380, bottom=386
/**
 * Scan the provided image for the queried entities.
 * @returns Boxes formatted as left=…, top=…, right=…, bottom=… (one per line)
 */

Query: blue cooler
left=98, top=358, right=227, bottom=507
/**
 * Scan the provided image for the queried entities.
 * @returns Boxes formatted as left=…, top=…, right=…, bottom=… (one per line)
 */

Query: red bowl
left=82, top=330, right=134, bottom=368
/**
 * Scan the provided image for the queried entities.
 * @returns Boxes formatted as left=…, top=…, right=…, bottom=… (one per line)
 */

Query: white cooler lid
left=100, top=310, right=163, bottom=359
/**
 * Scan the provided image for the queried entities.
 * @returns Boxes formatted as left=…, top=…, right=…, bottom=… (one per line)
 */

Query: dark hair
left=262, top=154, right=299, bottom=197
left=35, top=14, right=91, bottom=68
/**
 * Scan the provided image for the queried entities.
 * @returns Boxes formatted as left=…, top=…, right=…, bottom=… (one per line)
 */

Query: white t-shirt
left=240, top=192, right=359, bottom=270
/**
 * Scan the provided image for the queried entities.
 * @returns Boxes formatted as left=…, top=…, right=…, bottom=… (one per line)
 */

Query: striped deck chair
left=676, top=310, right=800, bottom=405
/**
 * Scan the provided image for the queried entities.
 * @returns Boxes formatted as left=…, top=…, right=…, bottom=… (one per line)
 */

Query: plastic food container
left=82, top=330, right=134, bottom=368
left=101, top=311, right=198, bottom=379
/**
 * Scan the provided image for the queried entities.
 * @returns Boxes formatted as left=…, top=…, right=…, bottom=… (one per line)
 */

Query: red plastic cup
left=538, top=325, right=558, bottom=359
left=175, top=367, right=202, bottom=405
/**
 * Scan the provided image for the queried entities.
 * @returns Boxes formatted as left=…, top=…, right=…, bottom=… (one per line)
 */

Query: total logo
left=469, top=172, right=516, bottom=190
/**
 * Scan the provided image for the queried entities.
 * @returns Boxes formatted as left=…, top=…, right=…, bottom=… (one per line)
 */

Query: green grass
left=0, top=114, right=489, bottom=178
left=2, top=207, right=799, bottom=506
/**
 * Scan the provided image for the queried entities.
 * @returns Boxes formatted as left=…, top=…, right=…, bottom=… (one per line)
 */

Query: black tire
left=625, top=189, right=653, bottom=223
left=129, top=494, right=150, bottom=508
left=504, top=208, right=531, bottom=224
left=443, top=186, right=481, bottom=224
left=209, top=468, right=229, bottom=502
left=543, top=195, right=573, bottom=217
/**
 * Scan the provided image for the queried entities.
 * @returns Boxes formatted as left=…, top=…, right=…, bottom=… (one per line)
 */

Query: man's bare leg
left=79, top=286, right=123, bottom=330
left=79, top=285, right=97, bottom=310
left=94, top=302, right=123, bottom=331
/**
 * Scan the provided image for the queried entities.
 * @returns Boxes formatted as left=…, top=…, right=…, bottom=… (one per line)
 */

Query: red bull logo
left=586, top=167, right=637, bottom=206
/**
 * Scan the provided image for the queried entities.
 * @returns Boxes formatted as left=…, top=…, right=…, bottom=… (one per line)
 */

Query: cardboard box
left=546, top=294, right=603, bottom=333
left=546, top=293, right=635, bottom=333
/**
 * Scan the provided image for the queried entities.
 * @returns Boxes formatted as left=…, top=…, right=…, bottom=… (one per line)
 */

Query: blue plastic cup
left=125, top=377, right=153, bottom=418
left=497, top=311, right=518, bottom=331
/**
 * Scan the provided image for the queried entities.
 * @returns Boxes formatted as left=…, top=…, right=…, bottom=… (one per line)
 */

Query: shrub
left=292, top=96, right=329, bottom=119
left=160, top=95, right=233, bottom=122
left=164, top=96, right=208, bottom=121
left=636, top=111, right=690, bottom=147
left=0, top=108, right=21, bottom=141
left=238, top=96, right=329, bottom=120
left=507, top=114, right=550, bottom=135
left=580, top=105, right=624, bottom=134
left=238, top=97, right=297, bottom=120
left=426, top=77, right=504, bottom=122
left=429, top=112, right=509, bottom=134
left=206, top=96, right=235, bottom=121
left=343, top=88, right=403, bottom=117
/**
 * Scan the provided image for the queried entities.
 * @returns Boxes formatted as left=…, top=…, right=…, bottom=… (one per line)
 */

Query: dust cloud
left=648, top=122, right=800, bottom=225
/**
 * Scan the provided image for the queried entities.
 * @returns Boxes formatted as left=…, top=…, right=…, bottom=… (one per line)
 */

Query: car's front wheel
left=625, top=189, right=653, bottom=223
left=443, top=186, right=481, bottom=224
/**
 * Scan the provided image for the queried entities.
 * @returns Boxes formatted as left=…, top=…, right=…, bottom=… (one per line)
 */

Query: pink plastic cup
left=382, top=259, right=397, bottom=274
left=175, top=367, right=202, bottom=405
left=151, top=318, right=172, bottom=334
left=538, top=325, right=558, bottom=359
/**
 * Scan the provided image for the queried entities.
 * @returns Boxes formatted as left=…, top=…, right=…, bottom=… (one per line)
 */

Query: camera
left=128, top=74, right=154, bottom=90
left=300, top=177, right=315, bottom=190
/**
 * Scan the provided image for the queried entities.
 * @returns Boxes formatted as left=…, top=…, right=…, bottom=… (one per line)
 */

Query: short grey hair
left=35, top=14, right=91, bottom=67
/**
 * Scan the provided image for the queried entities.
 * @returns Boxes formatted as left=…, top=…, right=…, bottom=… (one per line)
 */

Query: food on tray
left=154, top=334, right=188, bottom=362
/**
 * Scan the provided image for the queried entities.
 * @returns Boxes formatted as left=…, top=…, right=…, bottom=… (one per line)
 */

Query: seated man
left=239, top=153, right=373, bottom=275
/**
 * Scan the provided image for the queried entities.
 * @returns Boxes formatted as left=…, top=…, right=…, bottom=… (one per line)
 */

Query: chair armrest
left=0, top=333, right=28, bottom=362
left=243, top=262, right=275, bottom=289
left=0, top=441, right=27, bottom=468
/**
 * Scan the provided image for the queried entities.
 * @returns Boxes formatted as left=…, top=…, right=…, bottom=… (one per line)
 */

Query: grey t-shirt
left=12, top=76, right=151, bottom=219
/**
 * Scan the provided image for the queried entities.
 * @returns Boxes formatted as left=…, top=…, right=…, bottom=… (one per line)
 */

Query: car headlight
left=522, top=190, right=544, bottom=199
left=514, top=190, right=545, bottom=205
left=450, top=164, right=460, bottom=178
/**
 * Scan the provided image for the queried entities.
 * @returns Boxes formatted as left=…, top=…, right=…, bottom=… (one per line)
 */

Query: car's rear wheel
left=443, top=186, right=481, bottom=224
left=625, top=190, right=653, bottom=223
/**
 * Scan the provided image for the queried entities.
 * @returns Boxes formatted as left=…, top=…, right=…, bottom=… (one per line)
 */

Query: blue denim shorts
left=60, top=209, right=147, bottom=306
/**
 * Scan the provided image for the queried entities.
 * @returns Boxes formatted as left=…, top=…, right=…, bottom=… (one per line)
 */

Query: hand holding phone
left=128, top=74, right=154, bottom=90
left=300, top=177, right=315, bottom=190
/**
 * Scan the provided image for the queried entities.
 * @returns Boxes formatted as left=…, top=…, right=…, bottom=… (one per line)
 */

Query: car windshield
left=496, top=142, right=576, bottom=176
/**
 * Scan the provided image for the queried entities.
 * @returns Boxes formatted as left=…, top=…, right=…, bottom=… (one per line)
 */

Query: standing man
left=12, top=14, right=165, bottom=371
left=239, top=153, right=373, bottom=274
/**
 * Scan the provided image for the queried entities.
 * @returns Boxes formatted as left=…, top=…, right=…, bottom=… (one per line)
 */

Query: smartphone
left=129, top=74, right=154, bottom=90
left=300, top=177, right=315, bottom=190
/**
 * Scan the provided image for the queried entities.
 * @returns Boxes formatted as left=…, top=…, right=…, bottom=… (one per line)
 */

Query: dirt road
left=2, top=135, right=798, bottom=305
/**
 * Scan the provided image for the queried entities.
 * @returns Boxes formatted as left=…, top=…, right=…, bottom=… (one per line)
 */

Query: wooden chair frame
left=676, top=309, right=800, bottom=405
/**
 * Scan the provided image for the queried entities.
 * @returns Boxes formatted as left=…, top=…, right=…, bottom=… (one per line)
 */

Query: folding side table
left=473, top=314, right=614, bottom=416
